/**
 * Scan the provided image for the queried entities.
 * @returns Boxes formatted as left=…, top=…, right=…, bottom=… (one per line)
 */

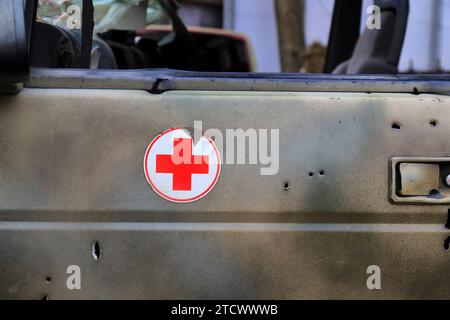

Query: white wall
left=232, top=0, right=281, bottom=72
left=305, top=0, right=333, bottom=45
left=399, top=0, right=448, bottom=71
left=441, top=2, right=450, bottom=70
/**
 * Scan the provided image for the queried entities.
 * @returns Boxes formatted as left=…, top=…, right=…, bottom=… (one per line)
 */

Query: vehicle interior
left=30, top=0, right=254, bottom=72
left=28, top=0, right=411, bottom=74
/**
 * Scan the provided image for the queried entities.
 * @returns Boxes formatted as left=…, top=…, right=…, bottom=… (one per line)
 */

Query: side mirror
left=0, top=0, right=29, bottom=93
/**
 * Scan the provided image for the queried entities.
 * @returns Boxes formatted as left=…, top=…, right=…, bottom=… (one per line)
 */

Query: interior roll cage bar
left=324, top=0, right=409, bottom=73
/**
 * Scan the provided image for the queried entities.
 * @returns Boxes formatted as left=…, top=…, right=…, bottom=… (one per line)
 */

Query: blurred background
left=175, top=0, right=450, bottom=73
left=36, top=0, right=450, bottom=73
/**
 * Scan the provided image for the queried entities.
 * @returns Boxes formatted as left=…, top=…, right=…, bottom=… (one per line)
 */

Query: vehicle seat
left=333, top=0, right=409, bottom=74
left=105, top=40, right=149, bottom=69
left=31, top=21, right=117, bottom=69
left=71, top=31, right=118, bottom=69
left=30, top=21, right=81, bottom=68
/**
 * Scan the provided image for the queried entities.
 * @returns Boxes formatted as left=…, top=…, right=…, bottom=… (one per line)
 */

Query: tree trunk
left=275, top=0, right=305, bottom=72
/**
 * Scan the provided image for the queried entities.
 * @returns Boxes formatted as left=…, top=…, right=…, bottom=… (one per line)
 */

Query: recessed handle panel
left=390, top=157, right=450, bottom=204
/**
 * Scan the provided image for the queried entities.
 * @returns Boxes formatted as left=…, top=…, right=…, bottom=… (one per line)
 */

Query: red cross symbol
left=155, top=138, right=209, bottom=191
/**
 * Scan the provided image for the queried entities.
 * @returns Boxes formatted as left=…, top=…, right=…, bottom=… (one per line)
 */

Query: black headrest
left=30, top=22, right=81, bottom=68
left=375, top=0, right=409, bottom=65
left=333, top=0, right=409, bottom=74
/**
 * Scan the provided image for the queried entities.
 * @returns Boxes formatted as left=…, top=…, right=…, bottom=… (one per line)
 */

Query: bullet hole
left=319, top=170, right=325, bottom=176
left=413, top=87, right=420, bottom=95
left=429, top=189, right=441, bottom=197
left=444, top=237, right=450, bottom=251
left=39, top=294, right=48, bottom=300
left=45, top=277, right=51, bottom=283
left=445, top=209, right=450, bottom=229
left=92, top=241, right=101, bottom=261
left=283, top=182, right=290, bottom=191
left=309, top=172, right=314, bottom=177
left=430, top=120, right=438, bottom=127
left=392, top=122, right=401, bottom=130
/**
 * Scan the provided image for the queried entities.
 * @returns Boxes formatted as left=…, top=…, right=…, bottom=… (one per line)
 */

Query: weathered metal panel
left=0, top=87, right=449, bottom=298
left=0, top=222, right=449, bottom=299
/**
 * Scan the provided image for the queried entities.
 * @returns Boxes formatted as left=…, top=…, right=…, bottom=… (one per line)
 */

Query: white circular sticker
left=144, top=128, right=221, bottom=203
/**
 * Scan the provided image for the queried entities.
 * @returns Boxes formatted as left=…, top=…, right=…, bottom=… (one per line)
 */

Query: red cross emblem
left=156, top=138, right=209, bottom=191
left=144, top=128, right=221, bottom=203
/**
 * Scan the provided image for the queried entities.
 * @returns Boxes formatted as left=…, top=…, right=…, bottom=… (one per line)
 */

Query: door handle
left=390, top=157, right=450, bottom=204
